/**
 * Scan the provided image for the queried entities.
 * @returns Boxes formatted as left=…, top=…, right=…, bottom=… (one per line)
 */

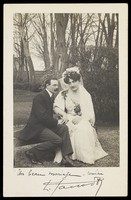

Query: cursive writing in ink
left=43, top=173, right=104, bottom=196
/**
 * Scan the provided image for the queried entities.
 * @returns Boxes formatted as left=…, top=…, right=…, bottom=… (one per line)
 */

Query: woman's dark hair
left=63, top=71, right=81, bottom=84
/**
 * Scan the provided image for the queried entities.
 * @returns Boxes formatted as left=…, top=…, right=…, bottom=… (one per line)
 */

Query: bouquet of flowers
left=74, top=104, right=82, bottom=116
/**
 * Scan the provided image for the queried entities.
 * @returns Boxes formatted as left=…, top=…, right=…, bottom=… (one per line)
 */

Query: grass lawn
left=14, top=89, right=119, bottom=168
left=14, top=89, right=38, bottom=125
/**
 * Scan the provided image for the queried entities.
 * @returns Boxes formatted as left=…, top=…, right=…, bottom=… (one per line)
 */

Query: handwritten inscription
left=43, top=172, right=104, bottom=196
left=48, top=171, right=81, bottom=177
left=87, top=169, right=103, bottom=175
left=17, top=169, right=25, bottom=176
left=16, top=169, right=104, bottom=196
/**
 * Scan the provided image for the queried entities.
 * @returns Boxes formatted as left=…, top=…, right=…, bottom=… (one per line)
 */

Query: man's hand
left=72, top=116, right=82, bottom=125
left=58, top=114, right=69, bottom=124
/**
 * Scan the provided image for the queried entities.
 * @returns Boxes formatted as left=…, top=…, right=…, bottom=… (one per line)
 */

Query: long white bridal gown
left=53, top=85, right=108, bottom=164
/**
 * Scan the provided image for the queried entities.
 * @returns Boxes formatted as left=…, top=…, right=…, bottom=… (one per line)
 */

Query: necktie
left=51, top=94, right=54, bottom=103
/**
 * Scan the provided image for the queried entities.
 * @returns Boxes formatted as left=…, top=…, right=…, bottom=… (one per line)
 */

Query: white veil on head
left=59, top=66, right=84, bottom=90
left=58, top=66, right=95, bottom=124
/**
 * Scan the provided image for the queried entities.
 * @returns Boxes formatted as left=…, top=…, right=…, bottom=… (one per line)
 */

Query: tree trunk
left=23, top=38, right=36, bottom=89
left=17, top=15, right=25, bottom=82
left=93, top=18, right=101, bottom=65
left=25, top=58, right=30, bottom=84
left=50, top=14, right=55, bottom=67
left=41, top=14, right=50, bottom=69
left=115, top=14, right=119, bottom=48
left=17, top=13, right=36, bottom=90
left=99, top=14, right=109, bottom=47
left=70, top=14, right=77, bottom=64
left=17, top=39, right=25, bottom=81
left=54, top=14, right=69, bottom=78
left=106, top=14, right=115, bottom=48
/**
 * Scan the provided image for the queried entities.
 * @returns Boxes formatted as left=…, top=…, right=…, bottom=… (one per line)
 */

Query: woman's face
left=68, top=78, right=80, bottom=91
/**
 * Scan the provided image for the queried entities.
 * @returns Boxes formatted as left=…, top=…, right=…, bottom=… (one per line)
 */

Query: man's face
left=47, top=80, right=59, bottom=94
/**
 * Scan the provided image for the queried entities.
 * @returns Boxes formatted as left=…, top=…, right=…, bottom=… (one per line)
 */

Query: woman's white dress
left=53, top=85, right=108, bottom=164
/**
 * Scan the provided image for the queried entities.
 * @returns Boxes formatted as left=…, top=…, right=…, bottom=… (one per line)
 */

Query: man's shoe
left=25, top=150, right=43, bottom=165
left=61, top=158, right=71, bottom=167
left=62, top=156, right=83, bottom=167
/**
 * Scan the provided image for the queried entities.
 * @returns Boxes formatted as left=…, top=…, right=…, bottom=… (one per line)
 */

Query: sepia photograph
left=4, top=4, right=128, bottom=197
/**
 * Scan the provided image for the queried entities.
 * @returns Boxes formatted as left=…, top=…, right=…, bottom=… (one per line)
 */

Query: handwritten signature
left=43, top=172, right=104, bottom=196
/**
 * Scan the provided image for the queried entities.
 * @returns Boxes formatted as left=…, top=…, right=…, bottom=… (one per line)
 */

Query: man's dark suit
left=19, top=89, right=73, bottom=161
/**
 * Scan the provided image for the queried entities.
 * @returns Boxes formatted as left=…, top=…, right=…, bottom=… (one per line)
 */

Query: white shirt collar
left=46, top=88, right=53, bottom=97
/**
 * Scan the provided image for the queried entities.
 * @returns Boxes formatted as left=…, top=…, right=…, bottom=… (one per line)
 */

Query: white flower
left=62, top=66, right=80, bottom=77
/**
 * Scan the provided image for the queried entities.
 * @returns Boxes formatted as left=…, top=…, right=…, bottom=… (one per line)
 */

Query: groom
left=19, top=77, right=78, bottom=167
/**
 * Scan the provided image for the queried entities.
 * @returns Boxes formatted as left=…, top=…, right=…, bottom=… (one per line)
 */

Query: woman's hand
left=62, top=114, right=69, bottom=124
left=89, top=119, right=94, bottom=126
left=72, top=116, right=82, bottom=125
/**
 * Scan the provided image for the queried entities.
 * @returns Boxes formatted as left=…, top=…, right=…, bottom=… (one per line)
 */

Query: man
left=19, top=78, right=79, bottom=167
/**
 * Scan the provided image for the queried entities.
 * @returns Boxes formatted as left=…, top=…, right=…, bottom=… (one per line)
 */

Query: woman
left=53, top=67, right=108, bottom=164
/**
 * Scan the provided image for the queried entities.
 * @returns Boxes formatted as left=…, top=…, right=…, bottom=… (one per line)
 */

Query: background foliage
left=13, top=13, right=119, bottom=124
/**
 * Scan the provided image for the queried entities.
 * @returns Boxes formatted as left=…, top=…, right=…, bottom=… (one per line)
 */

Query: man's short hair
left=44, top=77, right=58, bottom=88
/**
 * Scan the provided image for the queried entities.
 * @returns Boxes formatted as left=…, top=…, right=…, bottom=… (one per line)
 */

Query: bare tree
left=31, top=14, right=51, bottom=69
left=54, top=14, right=69, bottom=77
left=14, top=13, right=36, bottom=89
left=13, top=13, right=118, bottom=88
left=115, top=14, right=119, bottom=48
left=97, top=13, right=118, bottom=69
left=69, top=14, right=78, bottom=64
left=98, top=13, right=117, bottom=48
left=50, top=13, right=55, bottom=67
left=13, top=17, right=25, bottom=82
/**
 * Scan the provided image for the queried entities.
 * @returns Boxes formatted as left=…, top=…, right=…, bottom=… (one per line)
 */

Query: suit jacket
left=19, top=90, right=58, bottom=141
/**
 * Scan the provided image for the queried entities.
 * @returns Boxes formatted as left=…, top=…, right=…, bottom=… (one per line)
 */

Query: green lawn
left=14, top=89, right=119, bottom=168
left=14, top=89, right=38, bottom=125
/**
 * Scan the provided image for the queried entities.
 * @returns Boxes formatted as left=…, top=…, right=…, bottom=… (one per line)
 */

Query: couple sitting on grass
left=19, top=66, right=108, bottom=167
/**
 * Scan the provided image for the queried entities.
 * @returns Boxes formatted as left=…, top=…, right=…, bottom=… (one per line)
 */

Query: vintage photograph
left=4, top=4, right=128, bottom=197
left=13, top=12, right=119, bottom=168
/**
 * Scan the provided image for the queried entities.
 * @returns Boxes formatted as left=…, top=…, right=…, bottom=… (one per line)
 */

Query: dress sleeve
left=53, top=91, right=65, bottom=112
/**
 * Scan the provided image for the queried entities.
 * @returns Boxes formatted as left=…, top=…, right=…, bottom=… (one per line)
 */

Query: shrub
left=14, top=82, right=30, bottom=90
left=82, top=68, right=119, bottom=123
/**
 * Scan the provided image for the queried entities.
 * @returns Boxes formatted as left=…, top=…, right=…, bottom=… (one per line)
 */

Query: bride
left=53, top=67, right=108, bottom=164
